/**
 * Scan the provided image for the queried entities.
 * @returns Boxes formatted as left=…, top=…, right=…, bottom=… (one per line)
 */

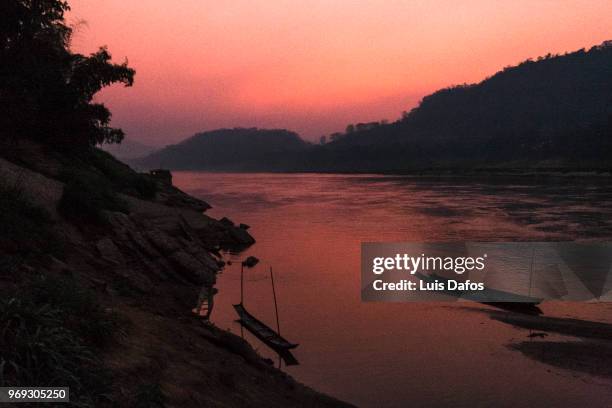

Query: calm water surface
left=174, top=172, right=612, bottom=408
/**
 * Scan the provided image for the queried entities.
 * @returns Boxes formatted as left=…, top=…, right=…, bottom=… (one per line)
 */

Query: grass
left=0, top=181, right=62, bottom=273
left=0, top=185, right=122, bottom=405
left=0, top=151, right=164, bottom=406
left=25, top=275, right=125, bottom=347
left=0, top=274, right=124, bottom=406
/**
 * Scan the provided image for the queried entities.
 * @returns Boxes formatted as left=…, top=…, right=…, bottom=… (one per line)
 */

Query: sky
left=68, top=0, right=612, bottom=146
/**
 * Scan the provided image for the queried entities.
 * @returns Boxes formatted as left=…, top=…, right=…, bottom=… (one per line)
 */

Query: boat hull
left=233, top=303, right=299, bottom=350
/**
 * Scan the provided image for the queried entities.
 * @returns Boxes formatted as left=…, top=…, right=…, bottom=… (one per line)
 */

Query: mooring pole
left=240, top=262, right=244, bottom=305
left=528, top=247, right=535, bottom=298
left=270, top=267, right=281, bottom=335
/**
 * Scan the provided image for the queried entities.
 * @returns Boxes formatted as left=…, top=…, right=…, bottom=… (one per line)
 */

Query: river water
left=174, top=172, right=612, bottom=408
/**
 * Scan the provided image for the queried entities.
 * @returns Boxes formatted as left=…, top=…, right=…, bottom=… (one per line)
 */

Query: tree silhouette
left=0, top=0, right=135, bottom=149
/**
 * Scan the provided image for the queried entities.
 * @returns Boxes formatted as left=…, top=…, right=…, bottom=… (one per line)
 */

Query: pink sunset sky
left=68, top=0, right=612, bottom=146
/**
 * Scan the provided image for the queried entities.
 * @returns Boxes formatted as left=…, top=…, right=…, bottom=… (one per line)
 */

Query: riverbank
left=129, top=164, right=612, bottom=179
left=0, top=141, right=352, bottom=407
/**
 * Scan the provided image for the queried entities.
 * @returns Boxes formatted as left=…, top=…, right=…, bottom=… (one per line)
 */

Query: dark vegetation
left=0, top=0, right=155, bottom=222
left=0, top=274, right=122, bottom=406
left=1, top=0, right=161, bottom=226
left=140, top=42, right=612, bottom=173
left=0, top=1, right=137, bottom=403
left=58, top=169, right=129, bottom=224
left=87, top=149, right=158, bottom=199
left=0, top=181, right=123, bottom=406
left=308, top=41, right=612, bottom=172
left=0, top=181, right=61, bottom=273
left=0, top=0, right=134, bottom=149
left=58, top=149, right=157, bottom=225
left=138, top=127, right=308, bottom=171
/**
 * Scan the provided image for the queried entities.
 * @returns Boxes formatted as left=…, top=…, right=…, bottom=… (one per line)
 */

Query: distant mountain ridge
left=138, top=128, right=309, bottom=171
left=139, top=42, right=612, bottom=173
left=301, top=41, right=612, bottom=172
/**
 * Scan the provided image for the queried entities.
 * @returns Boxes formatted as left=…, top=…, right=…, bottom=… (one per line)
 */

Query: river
left=174, top=172, right=612, bottom=408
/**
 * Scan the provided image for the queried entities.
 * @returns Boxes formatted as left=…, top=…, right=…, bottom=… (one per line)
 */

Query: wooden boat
left=277, top=349, right=300, bottom=366
left=233, top=303, right=299, bottom=350
left=415, top=272, right=543, bottom=314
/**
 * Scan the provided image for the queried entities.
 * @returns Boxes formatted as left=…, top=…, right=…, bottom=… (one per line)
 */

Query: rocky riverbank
left=0, top=141, right=352, bottom=407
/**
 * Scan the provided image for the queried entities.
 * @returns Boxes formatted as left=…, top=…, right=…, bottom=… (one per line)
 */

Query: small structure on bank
left=149, top=169, right=172, bottom=185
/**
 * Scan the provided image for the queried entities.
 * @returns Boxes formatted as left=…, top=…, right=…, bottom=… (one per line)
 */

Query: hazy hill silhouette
left=140, top=42, right=612, bottom=173
left=138, top=128, right=309, bottom=171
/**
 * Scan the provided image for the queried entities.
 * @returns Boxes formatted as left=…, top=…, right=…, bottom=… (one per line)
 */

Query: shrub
left=58, top=170, right=129, bottom=224
left=89, top=149, right=158, bottom=199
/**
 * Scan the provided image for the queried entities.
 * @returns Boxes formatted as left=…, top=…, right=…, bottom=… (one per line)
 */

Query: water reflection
left=467, top=307, right=612, bottom=379
left=175, top=172, right=612, bottom=408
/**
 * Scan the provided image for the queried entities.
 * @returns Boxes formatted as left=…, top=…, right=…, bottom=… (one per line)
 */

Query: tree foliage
left=305, top=42, right=612, bottom=171
left=0, top=0, right=135, bottom=149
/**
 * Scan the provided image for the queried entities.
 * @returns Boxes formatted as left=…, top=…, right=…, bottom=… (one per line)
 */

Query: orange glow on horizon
left=68, top=0, right=612, bottom=145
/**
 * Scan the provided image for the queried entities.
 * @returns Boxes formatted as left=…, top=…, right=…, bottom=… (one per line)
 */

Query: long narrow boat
left=415, top=272, right=543, bottom=315
left=233, top=303, right=299, bottom=350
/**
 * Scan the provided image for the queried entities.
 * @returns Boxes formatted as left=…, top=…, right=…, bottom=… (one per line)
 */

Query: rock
left=21, top=263, right=36, bottom=273
left=117, top=269, right=154, bottom=294
left=195, top=249, right=221, bottom=272
left=47, top=256, right=73, bottom=276
left=127, top=228, right=161, bottom=258
left=154, top=182, right=212, bottom=212
left=145, top=230, right=181, bottom=255
left=178, top=237, right=221, bottom=271
left=169, top=250, right=216, bottom=285
left=163, top=191, right=211, bottom=212
left=108, top=213, right=162, bottom=258
left=228, top=226, right=256, bottom=246
left=96, top=238, right=125, bottom=265
left=89, top=277, right=109, bottom=292
left=177, top=211, right=255, bottom=249
left=130, top=248, right=172, bottom=282
left=219, top=217, right=235, bottom=227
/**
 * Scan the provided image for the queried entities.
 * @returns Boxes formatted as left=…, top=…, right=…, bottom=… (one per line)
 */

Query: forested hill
left=305, top=41, right=612, bottom=172
left=137, top=128, right=310, bottom=171
left=137, top=42, right=612, bottom=173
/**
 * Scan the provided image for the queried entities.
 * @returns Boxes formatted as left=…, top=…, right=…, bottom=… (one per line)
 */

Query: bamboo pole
left=528, top=247, right=535, bottom=298
left=240, top=263, right=244, bottom=305
left=270, top=267, right=281, bottom=335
